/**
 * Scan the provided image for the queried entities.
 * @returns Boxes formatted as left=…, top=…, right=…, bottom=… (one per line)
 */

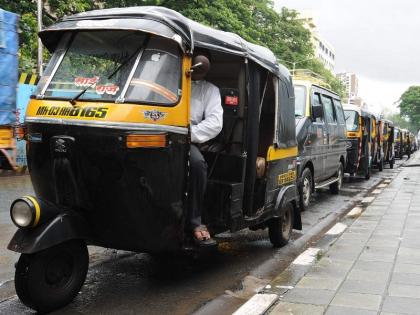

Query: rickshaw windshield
left=294, top=85, right=306, bottom=117
left=36, top=31, right=182, bottom=105
left=344, top=110, right=359, bottom=131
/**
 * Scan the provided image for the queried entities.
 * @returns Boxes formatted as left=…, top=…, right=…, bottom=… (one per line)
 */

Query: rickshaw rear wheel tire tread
left=298, top=167, right=313, bottom=211
left=379, top=158, right=384, bottom=171
left=15, top=240, right=89, bottom=313
left=268, top=203, right=294, bottom=248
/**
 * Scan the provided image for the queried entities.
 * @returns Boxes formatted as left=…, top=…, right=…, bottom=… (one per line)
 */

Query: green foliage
left=399, top=86, right=420, bottom=129
left=385, top=113, right=418, bottom=134
left=1, top=0, right=344, bottom=96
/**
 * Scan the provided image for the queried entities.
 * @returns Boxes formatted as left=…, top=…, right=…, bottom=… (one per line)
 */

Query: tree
left=0, top=0, right=344, bottom=95
left=399, top=86, right=420, bottom=128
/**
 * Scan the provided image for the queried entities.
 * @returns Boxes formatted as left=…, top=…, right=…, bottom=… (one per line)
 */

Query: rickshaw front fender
left=275, top=185, right=302, bottom=230
left=8, top=212, right=90, bottom=254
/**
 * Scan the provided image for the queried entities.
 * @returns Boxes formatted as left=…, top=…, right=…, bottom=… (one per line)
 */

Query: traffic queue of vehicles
left=292, top=70, right=417, bottom=211
left=4, top=6, right=419, bottom=313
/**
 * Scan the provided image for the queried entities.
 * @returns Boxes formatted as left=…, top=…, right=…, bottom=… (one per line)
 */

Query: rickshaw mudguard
left=274, top=184, right=301, bottom=230
left=8, top=212, right=90, bottom=254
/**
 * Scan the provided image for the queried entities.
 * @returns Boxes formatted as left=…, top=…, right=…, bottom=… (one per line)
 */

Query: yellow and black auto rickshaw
left=343, top=104, right=373, bottom=179
left=382, top=119, right=395, bottom=169
left=394, top=127, right=403, bottom=158
left=7, top=6, right=301, bottom=313
left=371, top=115, right=383, bottom=171
left=401, top=129, right=411, bottom=158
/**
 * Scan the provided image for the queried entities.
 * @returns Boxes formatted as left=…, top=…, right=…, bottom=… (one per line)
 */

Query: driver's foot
left=193, top=225, right=216, bottom=246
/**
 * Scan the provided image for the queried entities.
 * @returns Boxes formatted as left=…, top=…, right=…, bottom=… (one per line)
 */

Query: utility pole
left=37, top=0, right=43, bottom=75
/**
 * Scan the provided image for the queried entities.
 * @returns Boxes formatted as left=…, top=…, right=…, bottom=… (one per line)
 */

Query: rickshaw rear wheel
left=15, top=240, right=88, bottom=313
left=330, top=163, right=343, bottom=194
left=268, top=203, right=294, bottom=248
left=390, top=159, right=394, bottom=169
left=378, top=158, right=384, bottom=171
left=365, top=166, right=371, bottom=180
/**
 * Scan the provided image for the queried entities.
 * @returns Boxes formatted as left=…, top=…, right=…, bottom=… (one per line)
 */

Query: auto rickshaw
left=410, top=132, right=416, bottom=152
left=382, top=119, right=395, bottom=169
left=343, top=104, right=373, bottom=179
left=7, top=6, right=301, bottom=313
left=401, top=128, right=410, bottom=158
left=394, top=127, right=403, bottom=158
left=371, top=115, right=383, bottom=171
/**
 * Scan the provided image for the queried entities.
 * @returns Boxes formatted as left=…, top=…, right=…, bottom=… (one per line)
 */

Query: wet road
left=0, top=160, right=405, bottom=315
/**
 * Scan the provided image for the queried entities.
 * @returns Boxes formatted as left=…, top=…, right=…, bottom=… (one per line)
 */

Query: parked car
left=293, top=73, right=347, bottom=210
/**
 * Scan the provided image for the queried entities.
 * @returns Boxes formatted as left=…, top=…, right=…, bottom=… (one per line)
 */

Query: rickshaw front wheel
left=15, top=239, right=89, bottom=313
left=268, top=203, right=294, bottom=248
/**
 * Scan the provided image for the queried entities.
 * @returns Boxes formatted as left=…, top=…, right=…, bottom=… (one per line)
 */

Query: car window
left=321, top=95, right=336, bottom=124
left=333, top=99, right=345, bottom=125
left=294, top=85, right=306, bottom=117
left=312, top=92, right=323, bottom=123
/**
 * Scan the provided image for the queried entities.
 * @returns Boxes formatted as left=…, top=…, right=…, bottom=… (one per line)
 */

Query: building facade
left=297, top=10, right=336, bottom=72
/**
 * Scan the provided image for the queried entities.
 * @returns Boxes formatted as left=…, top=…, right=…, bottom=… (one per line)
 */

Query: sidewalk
left=267, top=153, right=420, bottom=314
left=233, top=152, right=420, bottom=315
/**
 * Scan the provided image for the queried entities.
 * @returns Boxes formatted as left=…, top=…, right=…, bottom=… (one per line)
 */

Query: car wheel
left=330, top=163, right=343, bottom=194
left=15, top=240, right=89, bottom=313
left=269, top=203, right=294, bottom=248
left=298, top=168, right=313, bottom=211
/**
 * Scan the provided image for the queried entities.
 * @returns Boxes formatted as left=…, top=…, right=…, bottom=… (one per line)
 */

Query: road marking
left=292, top=248, right=321, bottom=266
left=384, top=179, right=392, bottom=183
left=347, top=206, right=363, bottom=218
left=378, top=184, right=388, bottom=188
left=362, top=196, right=375, bottom=203
left=326, top=222, right=348, bottom=235
left=232, top=293, right=278, bottom=315
left=372, top=189, right=382, bottom=194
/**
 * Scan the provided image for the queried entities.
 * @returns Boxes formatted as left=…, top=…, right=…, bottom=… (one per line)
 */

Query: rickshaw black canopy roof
left=39, top=6, right=289, bottom=78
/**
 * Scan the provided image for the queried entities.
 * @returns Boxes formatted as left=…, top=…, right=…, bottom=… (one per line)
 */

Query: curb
left=231, top=175, right=395, bottom=315
left=194, top=174, right=389, bottom=315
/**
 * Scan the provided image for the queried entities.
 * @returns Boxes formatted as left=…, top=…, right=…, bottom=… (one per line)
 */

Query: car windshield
left=36, top=31, right=182, bottom=105
left=294, top=85, right=306, bottom=117
left=344, top=110, right=359, bottom=131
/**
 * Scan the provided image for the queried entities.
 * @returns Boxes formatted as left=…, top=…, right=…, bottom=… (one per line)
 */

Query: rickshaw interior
left=201, top=50, right=284, bottom=229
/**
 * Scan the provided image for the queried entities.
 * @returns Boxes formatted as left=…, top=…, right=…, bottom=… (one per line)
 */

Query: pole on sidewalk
left=37, top=0, right=43, bottom=76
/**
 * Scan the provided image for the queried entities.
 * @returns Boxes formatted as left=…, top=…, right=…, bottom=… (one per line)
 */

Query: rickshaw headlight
left=10, top=197, right=39, bottom=228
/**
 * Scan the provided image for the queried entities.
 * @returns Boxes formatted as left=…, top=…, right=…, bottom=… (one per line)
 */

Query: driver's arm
left=191, top=83, right=223, bottom=144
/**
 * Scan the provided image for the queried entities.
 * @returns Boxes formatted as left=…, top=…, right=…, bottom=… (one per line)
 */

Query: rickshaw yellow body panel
left=267, top=146, right=298, bottom=161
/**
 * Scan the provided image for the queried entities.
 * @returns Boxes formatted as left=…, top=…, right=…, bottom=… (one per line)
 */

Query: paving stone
left=305, top=266, right=348, bottom=280
left=394, top=263, right=420, bottom=274
left=391, top=272, right=420, bottom=286
left=358, top=252, right=395, bottom=263
left=382, top=296, right=420, bottom=314
left=296, top=276, right=343, bottom=291
left=388, top=283, right=420, bottom=299
left=325, top=305, right=377, bottom=315
left=282, top=288, right=335, bottom=305
left=347, top=269, right=389, bottom=283
left=270, top=302, right=325, bottom=315
left=352, top=260, right=394, bottom=273
left=398, top=247, right=420, bottom=258
left=366, top=239, right=399, bottom=248
left=396, top=253, right=420, bottom=265
left=339, top=279, right=387, bottom=295
left=330, top=292, right=382, bottom=311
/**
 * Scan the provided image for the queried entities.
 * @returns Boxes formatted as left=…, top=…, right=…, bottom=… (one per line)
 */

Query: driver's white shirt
left=190, top=80, right=223, bottom=144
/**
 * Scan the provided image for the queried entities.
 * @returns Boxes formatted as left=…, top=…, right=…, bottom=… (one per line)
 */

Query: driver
left=189, top=50, right=223, bottom=246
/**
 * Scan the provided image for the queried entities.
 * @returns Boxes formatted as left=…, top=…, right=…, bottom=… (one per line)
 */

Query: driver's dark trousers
left=189, top=145, right=208, bottom=230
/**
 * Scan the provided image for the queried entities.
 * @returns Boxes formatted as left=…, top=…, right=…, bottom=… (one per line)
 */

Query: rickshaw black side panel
left=26, top=123, right=188, bottom=252
left=8, top=212, right=90, bottom=254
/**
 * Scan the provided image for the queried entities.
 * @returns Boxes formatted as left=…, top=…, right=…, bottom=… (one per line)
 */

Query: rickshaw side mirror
left=312, top=105, right=323, bottom=120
